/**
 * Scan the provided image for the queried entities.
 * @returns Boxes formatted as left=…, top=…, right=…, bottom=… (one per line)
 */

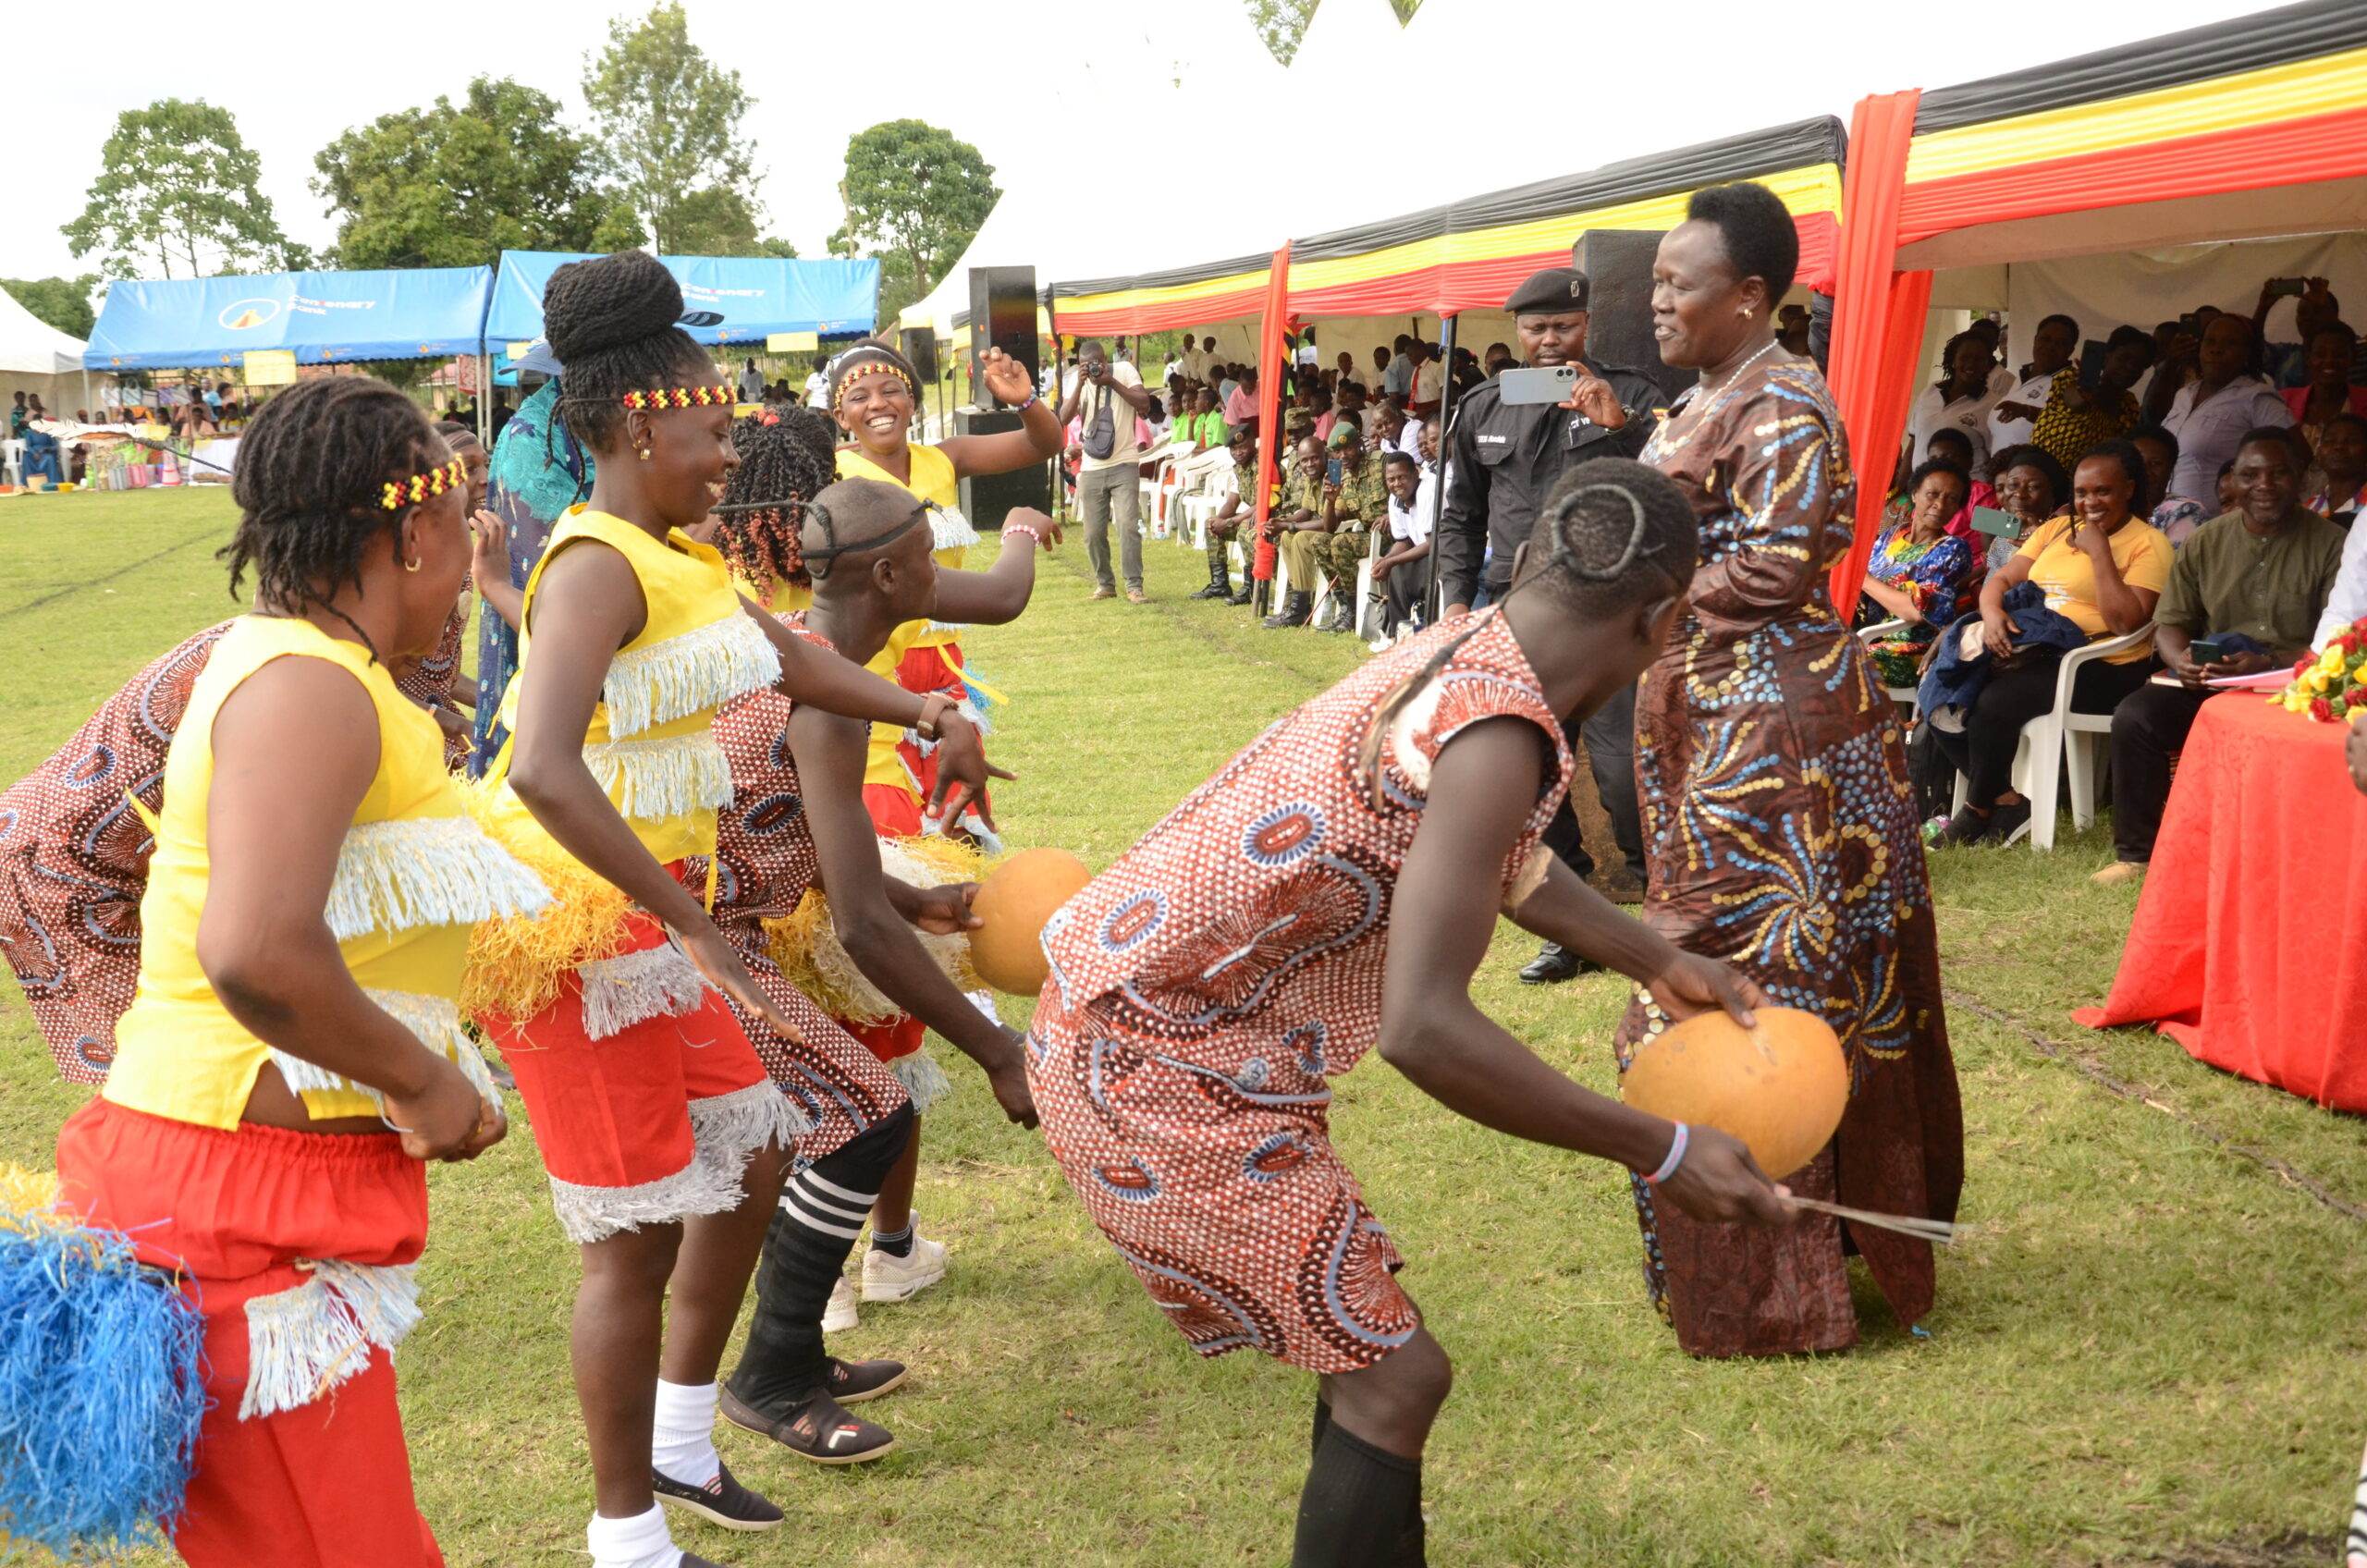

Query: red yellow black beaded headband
left=378, top=456, right=467, bottom=511
left=621, top=385, right=737, bottom=410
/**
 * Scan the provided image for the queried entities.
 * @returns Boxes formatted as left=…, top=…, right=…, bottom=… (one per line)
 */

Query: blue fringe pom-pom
left=959, top=664, right=1002, bottom=732
left=0, top=1221, right=207, bottom=1559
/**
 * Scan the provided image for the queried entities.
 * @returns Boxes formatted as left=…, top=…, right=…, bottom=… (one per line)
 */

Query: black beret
left=1504, top=267, right=1592, bottom=314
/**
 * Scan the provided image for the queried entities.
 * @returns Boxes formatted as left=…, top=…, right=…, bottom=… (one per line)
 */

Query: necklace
left=1690, top=337, right=1779, bottom=406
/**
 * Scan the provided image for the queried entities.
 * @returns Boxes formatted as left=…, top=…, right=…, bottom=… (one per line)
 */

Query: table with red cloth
left=2073, top=692, right=2367, bottom=1110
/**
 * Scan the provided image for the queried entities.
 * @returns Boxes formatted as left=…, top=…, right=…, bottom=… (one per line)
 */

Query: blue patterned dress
left=1621, top=355, right=1963, bottom=1357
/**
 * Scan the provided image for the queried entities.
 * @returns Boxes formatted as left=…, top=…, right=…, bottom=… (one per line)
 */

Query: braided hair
left=1356, top=458, right=1698, bottom=805
left=219, top=376, right=444, bottom=663
left=542, top=250, right=713, bottom=451
left=713, top=406, right=838, bottom=602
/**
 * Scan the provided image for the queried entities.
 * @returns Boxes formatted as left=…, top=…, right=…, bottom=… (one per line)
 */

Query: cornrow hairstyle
left=827, top=338, right=922, bottom=411
left=220, top=375, right=445, bottom=664
left=542, top=250, right=714, bottom=451
left=1355, top=458, right=1697, bottom=805
left=713, top=406, right=839, bottom=602
left=1685, top=180, right=1799, bottom=301
left=433, top=418, right=482, bottom=450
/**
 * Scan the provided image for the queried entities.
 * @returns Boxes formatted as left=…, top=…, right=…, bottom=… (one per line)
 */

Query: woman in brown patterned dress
left=1621, top=181, right=1964, bottom=1357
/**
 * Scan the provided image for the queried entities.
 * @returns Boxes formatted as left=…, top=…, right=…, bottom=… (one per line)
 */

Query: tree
left=1245, top=0, right=1319, bottom=65
left=582, top=3, right=765, bottom=255
left=313, top=78, right=642, bottom=271
left=836, top=120, right=999, bottom=320
left=64, top=99, right=303, bottom=279
left=666, top=187, right=797, bottom=259
left=3, top=276, right=103, bottom=338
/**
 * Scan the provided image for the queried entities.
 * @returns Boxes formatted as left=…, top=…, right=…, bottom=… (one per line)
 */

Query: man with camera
left=1436, top=265, right=1664, bottom=983
left=1059, top=337, right=1154, bottom=602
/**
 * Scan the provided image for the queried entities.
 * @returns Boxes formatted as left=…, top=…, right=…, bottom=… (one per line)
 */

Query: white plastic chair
left=1854, top=618, right=1920, bottom=709
left=1, top=438, right=20, bottom=487
left=1948, top=623, right=2154, bottom=851
left=1349, top=531, right=1390, bottom=640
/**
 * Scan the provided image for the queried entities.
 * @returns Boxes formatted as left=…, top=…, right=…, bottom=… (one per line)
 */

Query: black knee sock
left=1292, top=1420, right=1425, bottom=1568
left=728, top=1105, right=912, bottom=1411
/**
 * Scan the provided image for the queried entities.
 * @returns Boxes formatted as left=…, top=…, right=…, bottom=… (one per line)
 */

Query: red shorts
left=484, top=903, right=799, bottom=1244
left=55, top=1097, right=441, bottom=1568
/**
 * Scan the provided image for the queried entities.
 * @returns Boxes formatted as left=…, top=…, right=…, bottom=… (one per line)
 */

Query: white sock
left=587, top=1503, right=680, bottom=1568
left=650, top=1378, right=720, bottom=1490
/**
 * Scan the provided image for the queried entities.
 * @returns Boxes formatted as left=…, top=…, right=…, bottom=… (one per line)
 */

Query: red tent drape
left=1825, top=90, right=1929, bottom=615
left=1252, top=243, right=1293, bottom=582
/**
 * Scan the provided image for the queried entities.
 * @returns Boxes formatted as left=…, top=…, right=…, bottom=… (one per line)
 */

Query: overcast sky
left=8, top=0, right=2277, bottom=291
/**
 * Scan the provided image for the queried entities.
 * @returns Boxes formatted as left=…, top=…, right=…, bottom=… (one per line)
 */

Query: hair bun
left=542, top=251, right=683, bottom=363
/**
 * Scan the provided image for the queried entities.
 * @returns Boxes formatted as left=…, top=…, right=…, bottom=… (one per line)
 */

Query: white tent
left=0, top=285, right=101, bottom=423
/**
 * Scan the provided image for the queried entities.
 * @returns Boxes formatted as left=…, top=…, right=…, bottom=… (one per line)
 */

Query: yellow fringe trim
left=455, top=780, right=638, bottom=1023
left=764, top=836, right=986, bottom=1024
left=0, top=1164, right=67, bottom=1238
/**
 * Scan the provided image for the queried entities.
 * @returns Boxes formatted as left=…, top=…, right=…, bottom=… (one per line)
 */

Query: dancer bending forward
left=1026, top=459, right=1796, bottom=1568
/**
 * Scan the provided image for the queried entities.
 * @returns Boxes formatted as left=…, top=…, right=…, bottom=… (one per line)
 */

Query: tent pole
left=477, top=355, right=492, bottom=447
left=1422, top=312, right=1459, bottom=622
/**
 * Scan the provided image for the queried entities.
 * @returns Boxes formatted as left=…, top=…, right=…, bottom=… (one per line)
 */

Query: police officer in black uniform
left=1435, top=265, right=1664, bottom=984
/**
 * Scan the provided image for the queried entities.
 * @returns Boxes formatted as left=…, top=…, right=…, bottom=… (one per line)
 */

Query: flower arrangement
left=2275, top=618, right=2367, bottom=720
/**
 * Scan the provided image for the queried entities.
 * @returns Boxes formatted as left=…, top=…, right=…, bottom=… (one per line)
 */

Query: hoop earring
left=403, top=556, right=422, bottom=573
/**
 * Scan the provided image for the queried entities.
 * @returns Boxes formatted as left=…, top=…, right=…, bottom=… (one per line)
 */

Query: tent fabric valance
left=484, top=252, right=881, bottom=349
left=86, top=267, right=493, bottom=371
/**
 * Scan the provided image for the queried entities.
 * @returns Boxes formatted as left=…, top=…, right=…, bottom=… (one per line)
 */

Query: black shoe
left=825, top=1355, right=909, bottom=1405
left=652, top=1461, right=783, bottom=1532
left=1262, top=590, right=1313, bottom=630
left=1322, top=595, right=1354, bottom=633
left=1517, top=942, right=1600, bottom=985
left=1932, top=805, right=1993, bottom=847
left=1986, top=799, right=2033, bottom=844
left=1190, top=563, right=1232, bottom=599
left=1226, top=582, right=1254, bottom=606
left=720, top=1385, right=897, bottom=1465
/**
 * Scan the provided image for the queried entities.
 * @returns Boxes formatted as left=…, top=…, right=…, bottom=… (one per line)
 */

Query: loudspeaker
left=899, top=325, right=939, bottom=386
left=953, top=408, right=1050, bottom=533
left=968, top=266, right=1038, bottom=407
left=1571, top=229, right=1693, bottom=401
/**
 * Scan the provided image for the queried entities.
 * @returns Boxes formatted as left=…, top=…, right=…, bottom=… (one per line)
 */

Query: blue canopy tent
left=484, top=252, right=882, bottom=348
left=85, top=267, right=494, bottom=370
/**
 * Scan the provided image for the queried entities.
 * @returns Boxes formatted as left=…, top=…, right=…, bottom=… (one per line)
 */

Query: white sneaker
left=821, top=1276, right=859, bottom=1334
left=860, top=1226, right=949, bottom=1304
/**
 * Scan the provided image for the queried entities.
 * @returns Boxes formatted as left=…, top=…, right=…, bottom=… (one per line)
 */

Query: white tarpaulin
left=0, top=286, right=85, bottom=375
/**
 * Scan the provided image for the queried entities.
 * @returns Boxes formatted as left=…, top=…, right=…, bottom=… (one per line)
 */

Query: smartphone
left=1497, top=364, right=1578, bottom=405
left=1970, top=506, right=2025, bottom=540
left=2077, top=338, right=2109, bottom=389
left=2271, top=277, right=2306, bottom=297
left=2189, top=637, right=2228, bottom=664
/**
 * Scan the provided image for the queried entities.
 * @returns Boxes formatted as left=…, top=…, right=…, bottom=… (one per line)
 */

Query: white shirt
left=2313, top=517, right=2367, bottom=649
left=1985, top=369, right=2059, bottom=459
left=1390, top=469, right=1438, bottom=547
left=738, top=367, right=766, bottom=401
left=803, top=371, right=828, bottom=404
left=2161, top=377, right=2296, bottom=505
left=1180, top=347, right=1208, bottom=384
left=1906, top=381, right=2003, bottom=472
left=1069, top=359, right=1147, bottom=471
left=1411, top=360, right=1444, bottom=406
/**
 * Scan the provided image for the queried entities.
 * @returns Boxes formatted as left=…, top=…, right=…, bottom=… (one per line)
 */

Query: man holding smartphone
left=1059, top=337, right=1153, bottom=602
left=1436, top=266, right=1662, bottom=981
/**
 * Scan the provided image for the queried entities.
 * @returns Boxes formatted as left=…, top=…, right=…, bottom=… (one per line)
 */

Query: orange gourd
left=1619, top=1007, right=1848, bottom=1180
left=968, top=849, right=1093, bottom=997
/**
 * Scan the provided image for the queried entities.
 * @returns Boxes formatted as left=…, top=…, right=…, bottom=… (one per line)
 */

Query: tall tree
left=666, top=188, right=797, bottom=259
left=836, top=120, right=999, bottom=319
left=581, top=3, right=764, bottom=254
left=2, top=276, right=103, bottom=338
left=1245, top=0, right=1319, bottom=65
left=63, top=100, right=303, bottom=278
left=313, top=78, right=642, bottom=270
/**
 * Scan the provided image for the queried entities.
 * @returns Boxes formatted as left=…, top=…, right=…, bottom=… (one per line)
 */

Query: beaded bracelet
left=1012, top=391, right=1039, bottom=413
left=1004, top=521, right=1047, bottom=548
left=1641, top=1122, right=1690, bottom=1186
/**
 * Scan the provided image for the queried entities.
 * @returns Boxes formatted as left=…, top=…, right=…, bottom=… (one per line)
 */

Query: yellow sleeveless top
left=487, top=507, right=781, bottom=864
left=104, top=617, right=553, bottom=1130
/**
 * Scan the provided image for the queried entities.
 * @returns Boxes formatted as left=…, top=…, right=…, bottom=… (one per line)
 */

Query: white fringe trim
left=546, top=1157, right=746, bottom=1245
left=577, top=941, right=711, bottom=1040
left=602, top=612, right=779, bottom=739
left=239, top=1259, right=422, bottom=1420
left=889, top=1047, right=953, bottom=1112
left=583, top=731, right=735, bottom=822
left=688, top=1080, right=810, bottom=1173
left=325, top=816, right=554, bottom=940
left=929, top=504, right=981, bottom=552
left=270, top=989, right=499, bottom=1114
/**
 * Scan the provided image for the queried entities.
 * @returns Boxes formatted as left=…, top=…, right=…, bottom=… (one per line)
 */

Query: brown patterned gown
left=1621, top=355, right=1964, bottom=1357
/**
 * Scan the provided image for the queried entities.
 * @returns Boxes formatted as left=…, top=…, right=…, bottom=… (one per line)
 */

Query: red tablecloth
left=2073, top=693, right=2367, bottom=1109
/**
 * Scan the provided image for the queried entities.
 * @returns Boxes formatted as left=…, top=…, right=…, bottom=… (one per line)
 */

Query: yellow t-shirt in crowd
left=2015, top=515, right=2172, bottom=663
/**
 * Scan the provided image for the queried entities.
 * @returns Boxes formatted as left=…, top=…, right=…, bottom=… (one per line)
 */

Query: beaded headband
left=621, top=385, right=737, bottom=410
left=828, top=348, right=921, bottom=411
left=378, top=456, right=468, bottom=511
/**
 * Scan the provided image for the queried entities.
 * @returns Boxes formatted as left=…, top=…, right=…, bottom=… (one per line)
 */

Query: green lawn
left=4, top=488, right=2363, bottom=1567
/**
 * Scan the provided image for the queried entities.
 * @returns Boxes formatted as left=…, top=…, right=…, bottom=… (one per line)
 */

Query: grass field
left=5, top=488, right=2365, bottom=1567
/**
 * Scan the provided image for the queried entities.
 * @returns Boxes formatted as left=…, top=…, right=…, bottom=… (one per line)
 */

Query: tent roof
left=0, top=286, right=85, bottom=375
left=486, top=252, right=881, bottom=348
left=85, top=267, right=492, bottom=371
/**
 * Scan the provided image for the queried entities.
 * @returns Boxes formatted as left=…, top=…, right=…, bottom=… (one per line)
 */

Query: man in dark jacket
left=1436, top=265, right=1664, bottom=982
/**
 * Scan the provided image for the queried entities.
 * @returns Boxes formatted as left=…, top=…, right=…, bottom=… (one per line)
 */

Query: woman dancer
left=814, top=337, right=1061, bottom=1302
left=1029, top=459, right=1793, bottom=1567
left=704, top=460, right=1046, bottom=1462
left=1623, top=179, right=1963, bottom=1357
left=52, top=377, right=547, bottom=1565
left=465, top=251, right=1001, bottom=1568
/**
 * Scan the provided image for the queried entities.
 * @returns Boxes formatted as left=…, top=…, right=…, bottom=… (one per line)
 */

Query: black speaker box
left=1571, top=229, right=1693, bottom=401
left=954, top=407, right=1050, bottom=533
left=899, top=325, right=939, bottom=386
left=967, top=266, right=1039, bottom=407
